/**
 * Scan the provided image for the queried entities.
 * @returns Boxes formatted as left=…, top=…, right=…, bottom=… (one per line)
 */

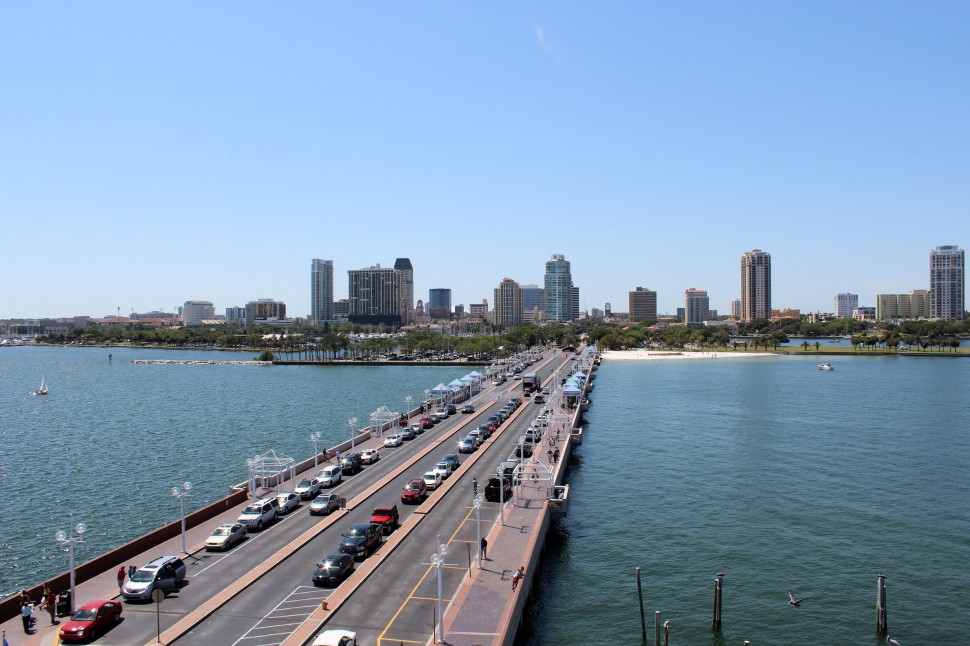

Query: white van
left=315, top=465, right=343, bottom=488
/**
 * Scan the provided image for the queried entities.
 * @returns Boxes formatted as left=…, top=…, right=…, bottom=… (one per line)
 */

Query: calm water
left=519, top=355, right=970, bottom=645
left=0, top=346, right=466, bottom=599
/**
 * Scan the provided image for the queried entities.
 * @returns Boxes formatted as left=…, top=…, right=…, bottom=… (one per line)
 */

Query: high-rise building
left=348, top=266, right=403, bottom=326
left=930, top=245, right=964, bottom=320
left=685, top=289, right=709, bottom=327
left=910, top=289, right=930, bottom=318
left=494, top=278, right=524, bottom=328
left=469, top=300, right=488, bottom=320
left=877, top=289, right=932, bottom=320
left=428, top=288, right=452, bottom=319
left=571, top=286, right=581, bottom=320
left=394, top=258, right=414, bottom=317
left=835, top=293, right=858, bottom=318
left=629, top=287, right=657, bottom=322
left=544, top=254, right=573, bottom=322
left=182, top=300, right=215, bottom=326
left=311, top=259, right=334, bottom=324
left=225, top=306, right=245, bottom=322
left=740, top=249, right=772, bottom=321
left=730, top=300, right=741, bottom=320
left=245, top=298, right=286, bottom=324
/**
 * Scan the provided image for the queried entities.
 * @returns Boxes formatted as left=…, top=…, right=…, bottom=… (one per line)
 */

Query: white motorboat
left=818, top=363, right=834, bottom=371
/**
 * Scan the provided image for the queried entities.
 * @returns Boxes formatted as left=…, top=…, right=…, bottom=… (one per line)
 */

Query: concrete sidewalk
left=442, top=432, right=570, bottom=646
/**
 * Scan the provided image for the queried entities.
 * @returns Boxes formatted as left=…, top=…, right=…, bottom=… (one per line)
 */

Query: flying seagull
left=788, top=591, right=807, bottom=607
left=887, top=637, right=901, bottom=646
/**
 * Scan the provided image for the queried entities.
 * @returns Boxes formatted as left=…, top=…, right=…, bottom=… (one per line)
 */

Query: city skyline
left=2, top=3, right=969, bottom=318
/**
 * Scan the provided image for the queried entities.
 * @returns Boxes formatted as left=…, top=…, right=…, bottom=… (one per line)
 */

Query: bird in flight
left=788, top=591, right=807, bottom=607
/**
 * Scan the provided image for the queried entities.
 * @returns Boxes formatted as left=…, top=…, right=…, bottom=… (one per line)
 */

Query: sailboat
left=33, top=375, right=49, bottom=396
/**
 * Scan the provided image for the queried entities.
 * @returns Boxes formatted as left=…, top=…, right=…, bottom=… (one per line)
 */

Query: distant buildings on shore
left=8, top=245, right=966, bottom=332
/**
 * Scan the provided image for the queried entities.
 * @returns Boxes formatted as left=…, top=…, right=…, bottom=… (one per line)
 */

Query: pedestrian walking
left=472, top=478, right=478, bottom=496
left=44, top=588, right=57, bottom=623
left=117, top=566, right=126, bottom=590
left=511, top=566, right=525, bottom=591
left=547, top=449, right=553, bottom=463
left=480, top=537, right=487, bottom=560
left=129, top=564, right=137, bottom=580
left=553, top=448, right=560, bottom=463
left=324, top=448, right=331, bottom=462
left=21, top=601, right=33, bottom=634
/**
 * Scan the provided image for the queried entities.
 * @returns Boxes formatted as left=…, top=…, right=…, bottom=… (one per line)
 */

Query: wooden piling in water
left=711, top=571, right=725, bottom=629
left=655, top=611, right=661, bottom=646
left=663, top=620, right=670, bottom=646
left=636, top=567, right=646, bottom=643
left=876, top=573, right=888, bottom=633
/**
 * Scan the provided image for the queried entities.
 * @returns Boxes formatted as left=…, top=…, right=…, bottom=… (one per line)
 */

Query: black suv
left=340, top=453, right=363, bottom=475
left=340, top=523, right=382, bottom=559
left=485, top=475, right=512, bottom=502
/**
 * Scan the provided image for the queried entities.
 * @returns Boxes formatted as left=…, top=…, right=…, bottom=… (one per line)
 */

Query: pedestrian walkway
left=442, top=432, right=570, bottom=646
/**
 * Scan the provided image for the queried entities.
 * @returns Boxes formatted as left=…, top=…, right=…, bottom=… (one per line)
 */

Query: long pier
left=2, top=346, right=598, bottom=646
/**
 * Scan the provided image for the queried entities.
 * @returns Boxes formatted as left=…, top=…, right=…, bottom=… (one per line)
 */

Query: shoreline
left=601, top=349, right=777, bottom=361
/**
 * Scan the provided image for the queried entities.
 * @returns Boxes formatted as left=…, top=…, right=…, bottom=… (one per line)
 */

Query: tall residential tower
left=311, top=259, right=335, bottom=324
left=544, top=254, right=573, bottom=322
left=930, top=245, right=964, bottom=320
left=740, top=249, right=772, bottom=321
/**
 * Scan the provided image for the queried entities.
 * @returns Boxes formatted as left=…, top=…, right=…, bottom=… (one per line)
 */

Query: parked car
left=360, top=448, right=380, bottom=464
left=432, top=462, right=451, bottom=480
left=458, top=437, right=476, bottom=453
left=370, top=505, right=400, bottom=534
left=315, top=465, right=343, bottom=488
left=410, top=423, right=425, bottom=435
left=423, top=470, right=443, bottom=490
left=312, top=630, right=357, bottom=646
left=484, top=475, right=512, bottom=502
left=58, top=599, right=122, bottom=642
left=419, top=416, right=434, bottom=428
left=310, top=493, right=341, bottom=516
left=121, top=556, right=186, bottom=601
left=205, top=523, right=247, bottom=551
left=446, top=404, right=457, bottom=415
left=512, top=443, right=534, bottom=458
left=339, top=523, right=382, bottom=559
left=312, top=552, right=355, bottom=587
left=461, top=404, right=475, bottom=414
left=276, top=491, right=301, bottom=514
left=383, top=434, right=403, bottom=447
left=434, top=407, right=450, bottom=418
left=441, top=453, right=460, bottom=473
left=237, top=497, right=279, bottom=531
left=294, top=478, right=322, bottom=500
left=401, top=478, right=428, bottom=503
left=400, top=427, right=416, bottom=440
left=340, top=453, right=363, bottom=475
left=487, top=415, right=501, bottom=427
left=468, top=430, right=485, bottom=446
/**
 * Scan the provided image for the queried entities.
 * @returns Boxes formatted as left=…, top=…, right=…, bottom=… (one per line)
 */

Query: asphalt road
left=92, top=350, right=567, bottom=646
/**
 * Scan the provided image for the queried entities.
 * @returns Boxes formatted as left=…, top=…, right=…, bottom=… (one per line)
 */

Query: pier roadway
left=1, top=349, right=568, bottom=646
left=175, top=355, right=567, bottom=646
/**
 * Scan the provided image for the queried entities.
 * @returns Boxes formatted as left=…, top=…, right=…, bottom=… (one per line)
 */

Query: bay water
left=0, top=346, right=464, bottom=599
left=519, top=354, right=970, bottom=645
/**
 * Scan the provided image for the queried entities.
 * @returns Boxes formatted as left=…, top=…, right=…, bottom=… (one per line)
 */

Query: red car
left=419, top=416, right=434, bottom=428
left=401, top=478, right=428, bottom=503
left=59, top=599, right=122, bottom=642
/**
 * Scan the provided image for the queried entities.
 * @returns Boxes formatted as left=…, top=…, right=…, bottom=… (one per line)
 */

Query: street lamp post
left=310, top=432, right=321, bottom=468
left=473, top=493, right=484, bottom=569
left=430, top=536, right=449, bottom=644
left=348, top=417, right=358, bottom=450
left=55, top=517, right=87, bottom=615
left=171, top=481, right=193, bottom=554
left=497, top=467, right=506, bottom=526
left=403, top=395, right=412, bottom=427
left=423, top=389, right=430, bottom=415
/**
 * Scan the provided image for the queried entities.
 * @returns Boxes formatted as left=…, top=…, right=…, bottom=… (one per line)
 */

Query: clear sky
left=2, top=2, right=968, bottom=320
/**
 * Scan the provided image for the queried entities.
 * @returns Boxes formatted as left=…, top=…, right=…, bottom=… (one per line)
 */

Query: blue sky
left=2, top=2, right=968, bottom=319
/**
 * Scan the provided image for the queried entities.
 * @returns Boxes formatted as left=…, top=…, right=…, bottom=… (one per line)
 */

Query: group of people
left=18, top=586, right=58, bottom=634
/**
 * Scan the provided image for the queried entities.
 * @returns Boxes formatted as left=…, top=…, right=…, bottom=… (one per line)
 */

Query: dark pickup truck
left=339, top=523, right=382, bottom=559
left=370, top=505, right=400, bottom=535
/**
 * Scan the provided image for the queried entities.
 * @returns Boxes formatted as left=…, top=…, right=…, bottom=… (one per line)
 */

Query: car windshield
left=298, top=479, right=312, bottom=488
left=242, top=505, right=262, bottom=515
left=72, top=608, right=97, bottom=621
left=130, top=569, right=156, bottom=583
left=211, top=527, right=230, bottom=537
left=346, top=526, right=368, bottom=537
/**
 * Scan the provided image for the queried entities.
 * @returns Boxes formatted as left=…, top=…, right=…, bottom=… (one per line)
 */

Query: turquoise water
left=0, top=346, right=466, bottom=599
left=519, top=355, right=970, bottom=644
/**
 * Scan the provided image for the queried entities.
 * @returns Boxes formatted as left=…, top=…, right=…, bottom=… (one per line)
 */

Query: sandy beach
left=600, top=349, right=777, bottom=361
